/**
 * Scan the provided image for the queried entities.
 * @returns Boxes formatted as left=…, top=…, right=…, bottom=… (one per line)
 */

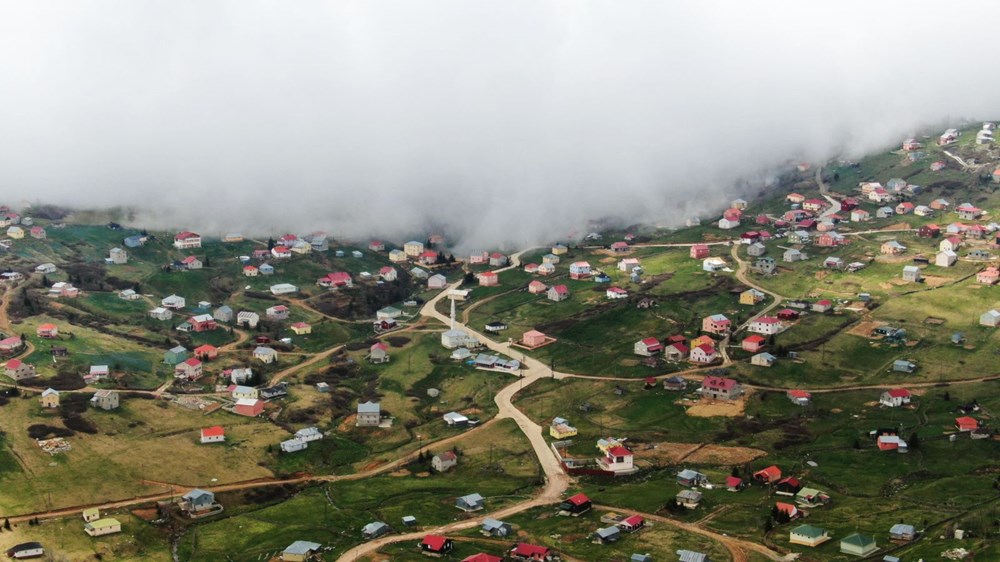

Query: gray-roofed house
left=481, top=518, right=512, bottom=537
left=892, top=360, right=917, bottom=373
left=783, top=249, right=806, bottom=263
left=456, top=493, right=485, bottom=512
left=595, top=526, right=621, bottom=543
left=631, top=555, right=653, bottom=562
left=752, top=257, right=776, bottom=274
left=280, top=438, right=308, bottom=453
left=180, top=489, right=216, bottom=513
left=281, top=540, right=322, bottom=562
left=90, top=389, right=119, bottom=411
left=902, top=265, right=921, bottom=282
left=357, top=401, right=381, bottom=427
left=889, top=523, right=916, bottom=541
left=677, top=550, right=710, bottom=562
left=361, top=521, right=390, bottom=540
left=214, top=305, right=233, bottom=323
left=981, top=309, right=1000, bottom=327
left=675, top=490, right=703, bottom=509
left=747, top=242, right=767, bottom=257
left=677, top=469, right=707, bottom=487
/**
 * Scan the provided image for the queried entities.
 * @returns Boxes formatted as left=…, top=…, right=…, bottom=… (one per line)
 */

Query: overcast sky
left=1, top=1, right=998, bottom=250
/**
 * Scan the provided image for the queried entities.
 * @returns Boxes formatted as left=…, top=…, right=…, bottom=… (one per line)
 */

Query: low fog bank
left=1, top=2, right=998, bottom=251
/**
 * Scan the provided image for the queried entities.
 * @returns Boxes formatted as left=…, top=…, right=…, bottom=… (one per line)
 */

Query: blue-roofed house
left=362, top=521, right=390, bottom=540
left=677, top=469, right=707, bottom=487
left=180, top=489, right=216, bottom=513
left=481, top=518, right=512, bottom=537
left=594, top=526, right=621, bottom=543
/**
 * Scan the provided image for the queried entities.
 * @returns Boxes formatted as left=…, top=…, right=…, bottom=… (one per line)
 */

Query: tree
left=853, top=438, right=862, bottom=450
left=943, top=391, right=951, bottom=401
left=731, top=466, right=740, bottom=477
left=4, top=518, right=10, bottom=530
left=203, top=256, right=211, bottom=267
left=267, top=237, right=276, bottom=250
left=908, top=432, right=920, bottom=450
left=763, top=517, right=773, bottom=533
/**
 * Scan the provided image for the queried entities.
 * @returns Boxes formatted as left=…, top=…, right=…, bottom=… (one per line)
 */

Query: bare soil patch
left=847, top=320, right=885, bottom=337
left=684, top=396, right=747, bottom=418
left=639, top=442, right=766, bottom=465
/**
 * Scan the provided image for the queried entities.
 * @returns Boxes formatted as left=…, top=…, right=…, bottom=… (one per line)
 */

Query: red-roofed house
left=749, top=316, right=783, bottom=335
left=36, top=323, right=58, bottom=338
left=528, top=280, right=547, bottom=294
left=368, top=240, right=385, bottom=252
left=665, top=342, right=689, bottom=361
left=271, top=246, right=291, bottom=259
left=559, top=493, right=592, bottom=515
left=291, top=322, right=312, bottom=335
left=419, top=250, right=439, bottom=265
left=200, top=426, right=225, bottom=444
left=378, top=266, right=397, bottom=281
left=956, top=204, right=983, bottom=220
left=319, top=272, right=353, bottom=288
left=812, top=300, right=833, bottom=313
left=955, top=416, right=979, bottom=432
left=753, top=465, right=782, bottom=484
left=787, top=389, right=811, bottom=406
left=243, top=265, right=259, bottom=277
left=174, top=358, right=203, bottom=381
left=776, top=502, right=800, bottom=520
left=597, top=445, right=635, bottom=473
left=619, top=514, right=645, bottom=532
left=634, top=337, right=663, bottom=356
left=173, top=231, right=201, bottom=249
left=977, top=267, right=1000, bottom=285
left=726, top=476, right=745, bottom=491
left=0, top=336, right=23, bottom=353
left=5, top=359, right=35, bottom=381
left=700, top=376, right=742, bottom=399
left=509, top=543, right=553, bottom=561
left=742, top=335, right=766, bottom=353
left=606, top=287, right=628, bottom=299
left=547, top=285, right=569, bottom=302
left=478, top=271, right=499, bottom=287
left=786, top=193, right=805, bottom=204
left=690, top=344, right=718, bottom=364
left=880, top=388, right=912, bottom=408
left=777, top=309, right=801, bottom=320
left=420, top=535, right=453, bottom=555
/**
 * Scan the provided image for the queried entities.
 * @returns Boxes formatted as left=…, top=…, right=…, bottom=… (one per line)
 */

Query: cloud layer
left=1, top=1, right=998, bottom=250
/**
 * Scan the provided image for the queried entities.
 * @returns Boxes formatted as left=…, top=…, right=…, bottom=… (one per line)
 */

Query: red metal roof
left=512, top=543, right=550, bottom=556
left=607, top=446, right=632, bottom=457
left=566, top=493, right=590, bottom=506
left=621, top=514, right=644, bottom=526
left=887, top=388, right=910, bottom=398
left=421, top=535, right=449, bottom=551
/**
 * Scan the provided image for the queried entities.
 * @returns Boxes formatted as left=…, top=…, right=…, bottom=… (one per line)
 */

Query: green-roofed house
left=789, top=524, right=830, bottom=547
left=84, top=518, right=122, bottom=537
left=840, top=533, right=877, bottom=556
left=82, top=508, right=100, bottom=522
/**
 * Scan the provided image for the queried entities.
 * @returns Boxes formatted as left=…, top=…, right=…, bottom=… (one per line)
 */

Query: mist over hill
left=2, top=1, right=999, bottom=250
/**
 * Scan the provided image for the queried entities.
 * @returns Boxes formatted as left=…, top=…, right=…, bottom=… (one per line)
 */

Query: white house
left=935, top=250, right=957, bottom=267
left=748, top=316, right=783, bottom=335
left=269, top=283, right=298, bottom=295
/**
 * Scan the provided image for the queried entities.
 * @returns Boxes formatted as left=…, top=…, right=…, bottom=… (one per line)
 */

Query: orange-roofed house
left=200, top=426, right=225, bottom=444
left=36, top=324, right=58, bottom=338
left=742, top=335, right=766, bottom=353
left=754, top=465, right=782, bottom=484
left=194, top=344, right=218, bottom=360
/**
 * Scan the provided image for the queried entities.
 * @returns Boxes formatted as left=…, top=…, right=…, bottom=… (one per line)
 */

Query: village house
left=180, top=489, right=217, bottom=514
left=6, top=226, right=23, bottom=239
left=362, top=521, right=390, bottom=540
left=0, top=336, right=22, bottom=354
left=481, top=518, right=512, bottom=538
left=742, top=335, right=766, bottom=353
left=850, top=208, right=870, bottom=222
left=676, top=468, right=708, bottom=487
left=880, top=240, right=906, bottom=255
left=939, top=236, right=962, bottom=253
left=84, top=518, right=122, bottom=537
left=237, top=311, right=260, bottom=328
left=188, top=314, right=217, bottom=332
left=753, top=465, right=782, bottom=484
left=253, top=346, right=277, bottom=363
left=569, top=261, right=591, bottom=279
left=752, top=352, right=776, bottom=367
left=783, top=249, right=806, bottom=263
left=270, top=283, right=298, bottom=295
left=955, top=416, right=980, bottom=431
left=90, top=389, right=119, bottom=410
left=173, top=231, right=201, bottom=249
left=789, top=524, right=830, bottom=547
left=701, top=313, right=731, bottom=335
left=978, top=309, right=1000, bottom=326
left=824, top=256, right=844, bottom=269
left=597, top=445, right=635, bottom=474
left=180, top=256, right=202, bottom=270
left=703, top=256, right=727, bottom=271
left=936, top=250, right=957, bottom=267
left=456, top=493, right=485, bottom=512
left=200, top=426, right=225, bottom=444
left=48, top=282, right=79, bottom=298
left=403, top=240, right=425, bottom=257
left=522, top=330, right=548, bottom=347
left=956, top=203, right=983, bottom=220
left=161, top=294, right=186, bottom=309
left=35, top=263, right=56, bottom=274
left=271, top=246, right=292, bottom=259
left=36, top=323, right=58, bottom=338
left=700, top=376, right=742, bottom=400
left=231, top=385, right=258, bottom=400
left=432, top=451, right=458, bottom=472
left=388, top=249, right=407, bottom=263
left=420, top=535, right=454, bottom=556
left=787, top=389, right=811, bottom=406
left=266, top=305, right=290, bottom=321
left=357, top=401, right=381, bottom=426
left=549, top=417, right=577, bottom=439
left=740, top=288, right=766, bottom=305
left=547, top=284, right=569, bottom=302
left=889, top=523, right=916, bottom=542
left=5, top=359, right=36, bottom=381
left=675, top=490, right=703, bottom=509
left=478, top=271, right=499, bottom=287
left=509, top=543, right=554, bottom=562
left=977, top=266, right=999, bottom=285
left=880, top=388, right=912, bottom=407
left=193, top=344, right=218, bottom=361
left=747, top=242, right=767, bottom=257
left=840, top=534, right=877, bottom=557
left=748, top=316, right=783, bottom=335
left=40, top=387, right=59, bottom=408
left=902, top=265, right=922, bottom=282
left=794, top=487, right=830, bottom=508
left=689, top=343, right=719, bottom=364
left=633, top=337, right=662, bottom=356
left=174, top=358, right=203, bottom=381
left=259, top=263, right=274, bottom=275
left=665, top=343, right=689, bottom=361
left=689, top=244, right=710, bottom=260
left=108, top=247, right=127, bottom=264
left=290, top=322, right=311, bottom=335
left=752, top=256, right=777, bottom=274
left=233, top=398, right=264, bottom=417
left=914, top=205, right=933, bottom=217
